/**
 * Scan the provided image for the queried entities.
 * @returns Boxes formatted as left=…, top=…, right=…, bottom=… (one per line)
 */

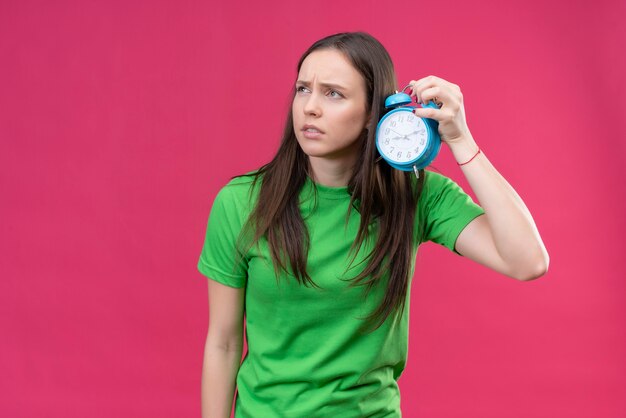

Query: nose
left=303, top=90, right=322, bottom=117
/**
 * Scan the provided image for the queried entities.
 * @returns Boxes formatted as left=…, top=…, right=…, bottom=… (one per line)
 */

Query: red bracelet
left=458, top=148, right=481, bottom=166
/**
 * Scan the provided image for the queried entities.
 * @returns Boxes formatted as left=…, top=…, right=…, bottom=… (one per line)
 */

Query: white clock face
left=377, top=111, right=428, bottom=163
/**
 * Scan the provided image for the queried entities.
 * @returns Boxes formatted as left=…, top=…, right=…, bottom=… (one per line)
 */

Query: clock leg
left=413, top=165, right=419, bottom=179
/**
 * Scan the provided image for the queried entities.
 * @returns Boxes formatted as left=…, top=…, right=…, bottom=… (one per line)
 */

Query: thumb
left=413, top=106, right=439, bottom=120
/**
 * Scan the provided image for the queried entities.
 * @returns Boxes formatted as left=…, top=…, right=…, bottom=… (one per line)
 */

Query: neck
left=308, top=156, right=356, bottom=187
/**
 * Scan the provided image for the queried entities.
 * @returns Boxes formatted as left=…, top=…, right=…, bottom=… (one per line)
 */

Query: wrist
left=446, top=134, right=480, bottom=164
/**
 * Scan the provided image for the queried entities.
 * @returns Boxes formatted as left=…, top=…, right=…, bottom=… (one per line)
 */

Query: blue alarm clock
left=375, top=84, right=442, bottom=177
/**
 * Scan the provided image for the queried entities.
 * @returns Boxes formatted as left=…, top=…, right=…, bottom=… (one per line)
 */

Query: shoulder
left=417, top=169, right=479, bottom=214
left=206, top=171, right=263, bottom=228
left=422, top=169, right=454, bottom=190
left=216, top=170, right=263, bottom=203
left=414, top=169, right=457, bottom=204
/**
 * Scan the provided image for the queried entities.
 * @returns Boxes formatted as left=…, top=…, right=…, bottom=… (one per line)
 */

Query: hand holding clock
left=408, top=75, right=481, bottom=165
left=375, top=75, right=479, bottom=171
left=408, top=75, right=471, bottom=145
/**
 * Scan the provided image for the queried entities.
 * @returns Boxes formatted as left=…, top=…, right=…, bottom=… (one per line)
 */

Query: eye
left=295, top=86, right=309, bottom=94
left=329, top=90, right=343, bottom=98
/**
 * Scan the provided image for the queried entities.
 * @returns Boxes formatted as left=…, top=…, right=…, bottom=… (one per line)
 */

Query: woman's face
left=292, top=49, right=370, bottom=164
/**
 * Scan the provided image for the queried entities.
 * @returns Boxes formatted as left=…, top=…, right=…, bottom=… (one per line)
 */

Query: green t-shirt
left=197, top=170, right=484, bottom=418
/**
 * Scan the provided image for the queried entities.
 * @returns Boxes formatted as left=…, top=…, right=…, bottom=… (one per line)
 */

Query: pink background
left=1, top=0, right=625, bottom=417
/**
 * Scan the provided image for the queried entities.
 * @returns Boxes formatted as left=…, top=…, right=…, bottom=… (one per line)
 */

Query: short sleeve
left=197, top=182, right=251, bottom=288
left=417, top=170, right=485, bottom=254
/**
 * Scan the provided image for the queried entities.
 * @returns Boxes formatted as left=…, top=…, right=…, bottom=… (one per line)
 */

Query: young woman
left=197, top=32, right=549, bottom=418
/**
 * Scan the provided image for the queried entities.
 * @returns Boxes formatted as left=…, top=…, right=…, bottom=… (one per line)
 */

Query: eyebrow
left=295, top=80, right=349, bottom=91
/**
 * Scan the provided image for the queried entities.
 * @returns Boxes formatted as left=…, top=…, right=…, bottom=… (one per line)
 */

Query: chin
left=295, top=135, right=323, bottom=156
left=297, top=144, right=328, bottom=158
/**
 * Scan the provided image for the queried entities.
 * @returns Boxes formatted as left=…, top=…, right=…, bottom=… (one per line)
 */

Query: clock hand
left=399, top=130, right=425, bottom=141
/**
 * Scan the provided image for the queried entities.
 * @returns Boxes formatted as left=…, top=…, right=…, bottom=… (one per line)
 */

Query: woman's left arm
left=410, top=76, right=550, bottom=281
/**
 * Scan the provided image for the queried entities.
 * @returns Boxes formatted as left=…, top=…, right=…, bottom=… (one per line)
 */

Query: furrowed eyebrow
left=295, top=80, right=348, bottom=91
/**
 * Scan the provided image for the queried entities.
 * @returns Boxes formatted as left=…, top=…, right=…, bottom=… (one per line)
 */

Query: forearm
left=201, top=340, right=243, bottom=418
left=448, top=134, right=549, bottom=276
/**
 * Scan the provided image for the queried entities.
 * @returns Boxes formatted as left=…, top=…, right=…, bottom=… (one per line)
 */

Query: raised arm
left=410, top=76, right=549, bottom=281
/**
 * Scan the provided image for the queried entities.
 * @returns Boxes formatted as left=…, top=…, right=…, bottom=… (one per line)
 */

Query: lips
left=302, top=124, right=324, bottom=134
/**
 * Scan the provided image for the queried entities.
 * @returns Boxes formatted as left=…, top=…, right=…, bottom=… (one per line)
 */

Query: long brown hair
left=237, top=32, right=424, bottom=333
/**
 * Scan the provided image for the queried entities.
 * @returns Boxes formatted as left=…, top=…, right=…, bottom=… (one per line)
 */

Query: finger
left=415, top=75, right=455, bottom=89
left=412, top=76, right=443, bottom=104
left=413, top=106, right=455, bottom=123
left=407, top=80, right=419, bottom=101
left=420, top=86, right=454, bottom=107
left=413, top=106, right=442, bottom=121
left=413, top=75, right=460, bottom=104
left=413, top=75, right=440, bottom=91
